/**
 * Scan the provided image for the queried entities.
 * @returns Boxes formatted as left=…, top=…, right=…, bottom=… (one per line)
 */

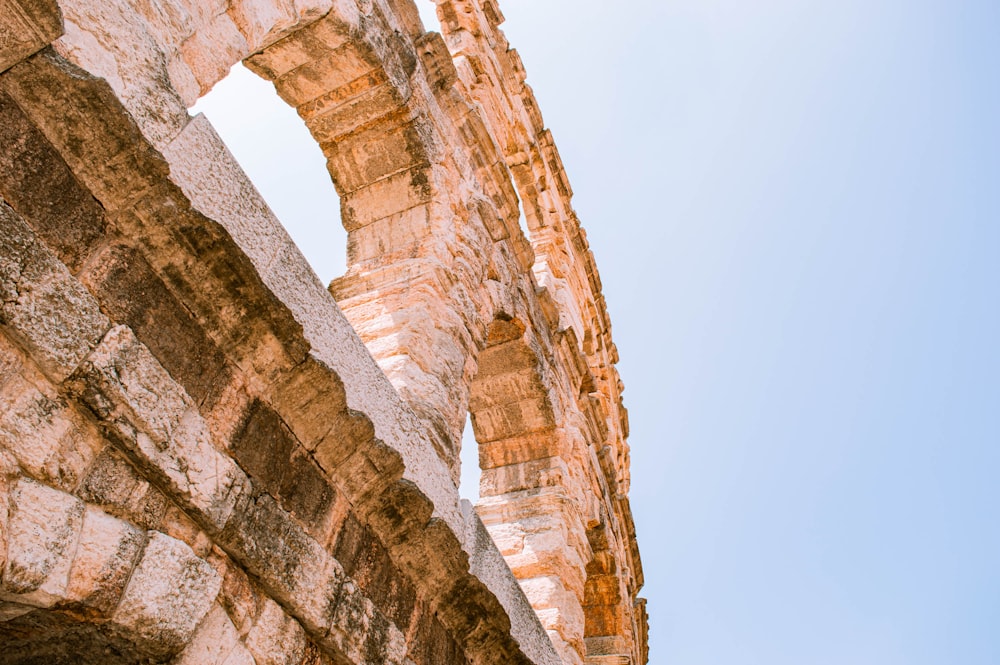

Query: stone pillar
left=470, top=318, right=591, bottom=665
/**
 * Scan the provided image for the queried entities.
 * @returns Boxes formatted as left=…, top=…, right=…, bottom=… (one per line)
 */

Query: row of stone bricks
left=0, top=35, right=558, bottom=664
left=0, top=197, right=405, bottom=662
left=2, top=2, right=572, bottom=661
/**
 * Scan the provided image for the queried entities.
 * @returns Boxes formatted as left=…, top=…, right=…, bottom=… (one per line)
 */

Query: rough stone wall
left=0, top=1, right=647, bottom=664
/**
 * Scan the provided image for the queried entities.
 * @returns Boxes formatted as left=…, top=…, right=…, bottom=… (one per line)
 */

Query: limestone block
left=347, top=206, right=433, bottom=263
left=273, top=41, right=377, bottom=106
left=161, top=113, right=292, bottom=278
left=79, top=242, right=229, bottom=406
left=306, top=80, right=406, bottom=144
left=329, top=511, right=417, bottom=630
left=219, top=490, right=405, bottom=665
left=55, top=0, right=189, bottom=148
left=0, top=369, right=102, bottom=491
left=477, top=431, right=563, bottom=470
left=228, top=0, right=296, bottom=51
left=321, top=116, right=434, bottom=193
left=1, top=478, right=84, bottom=607
left=340, top=169, right=433, bottom=231
left=217, top=557, right=263, bottom=634
left=243, top=11, right=353, bottom=80
left=482, top=521, right=524, bottom=557
left=131, top=0, right=197, bottom=52
left=222, top=642, right=258, bottom=665
left=245, top=597, right=309, bottom=665
left=324, top=577, right=400, bottom=663
left=461, top=501, right=564, bottom=665
left=72, top=325, right=247, bottom=531
left=471, top=396, right=555, bottom=444
left=293, top=0, right=335, bottom=23
left=479, top=457, right=568, bottom=496
left=77, top=446, right=169, bottom=529
left=173, top=602, right=249, bottom=665
left=170, top=0, right=228, bottom=26
left=0, top=89, right=106, bottom=274
left=468, top=368, right=542, bottom=411
left=159, top=503, right=213, bottom=558
left=219, top=489, right=329, bottom=616
left=0, top=201, right=110, bottom=382
left=519, top=575, right=584, bottom=629
left=585, top=635, right=632, bottom=658
left=0, top=0, right=62, bottom=73
left=179, top=11, right=249, bottom=95
left=1, top=49, right=174, bottom=212
left=72, top=325, right=188, bottom=442
left=167, top=53, right=201, bottom=107
left=112, top=530, right=222, bottom=657
left=65, top=506, right=144, bottom=612
left=231, top=399, right=336, bottom=534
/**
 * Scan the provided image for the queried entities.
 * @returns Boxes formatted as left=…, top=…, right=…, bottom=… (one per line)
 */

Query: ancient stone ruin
left=0, top=0, right=647, bottom=663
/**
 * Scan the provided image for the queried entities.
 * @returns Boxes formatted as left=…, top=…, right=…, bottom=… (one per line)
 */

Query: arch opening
left=190, top=63, right=346, bottom=285
left=458, top=413, right=480, bottom=501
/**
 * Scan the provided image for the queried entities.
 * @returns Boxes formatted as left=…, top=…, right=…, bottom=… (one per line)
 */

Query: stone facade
left=0, top=1, right=647, bottom=664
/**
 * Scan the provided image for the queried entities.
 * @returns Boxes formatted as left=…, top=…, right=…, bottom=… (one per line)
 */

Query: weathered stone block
left=346, top=205, right=432, bottom=263
left=331, top=513, right=416, bottom=631
left=227, top=0, right=296, bottom=51
left=72, top=325, right=247, bottom=532
left=0, top=90, right=105, bottom=273
left=245, top=597, right=309, bottom=665
left=244, top=9, right=351, bottom=80
left=406, top=608, right=464, bottom=665
left=0, top=450, right=16, bottom=576
left=1, top=478, right=83, bottom=607
left=477, top=431, right=563, bottom=469
left=272, top=41, right=376, bottom=106
left=1, top=49, right=172, bottom=212
left=231, top=399, right=336, bottom=534
left=179, top=11, right=249, bottom=94
left=479, top=457, right=568, bottom=496
left=173, top=602, right=248, bottom=665
left=0, top=364, right=103, bottom=491
left=219, top=488, right=405, bottom=665
left=216, top=555, right=262, bottom=634
left=306, top=79, right=406, bottom=143
left=80, top=243, right=228, bottom=405
left=0, top=0, right=62, bottom=73
left=65, top=506, right=144, bottom=612
left=112, top=531, right=221, bottom=657
left=338, top=166, right=433, bottom=233
left=0, top=201, right=110, bottom=382
left=321, top=117, right=433, bottom=193
left=218, top=489, right=329, bottom=602
left=77, top=446, right=168, bottom=529
left=159, top=503, right=213, bottom=558
left=471, top=397, right=555, bottom=445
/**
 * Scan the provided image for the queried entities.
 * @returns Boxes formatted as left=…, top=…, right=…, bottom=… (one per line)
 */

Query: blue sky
left=194, top=1, right=1000, bottom=663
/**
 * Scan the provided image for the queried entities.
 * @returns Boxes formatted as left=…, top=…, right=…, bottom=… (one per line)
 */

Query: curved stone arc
left=0, top=28, right=563, bottom=665
left=0, top=0, right=646, bottom=663
left=427, top=1, right=647, bottom=663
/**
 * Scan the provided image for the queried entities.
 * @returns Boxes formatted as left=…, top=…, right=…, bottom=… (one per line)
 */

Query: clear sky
left=193, top=1, right=1000, bottom=663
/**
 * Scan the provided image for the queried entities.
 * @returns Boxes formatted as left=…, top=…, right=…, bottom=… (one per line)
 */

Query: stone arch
left=49, top=0, right=536, bottom=483
left=214, top=4, right=535, bottom=484
left=1, top=1, right=647, bottom=664
left=468, top=315, right=592, bottom=665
